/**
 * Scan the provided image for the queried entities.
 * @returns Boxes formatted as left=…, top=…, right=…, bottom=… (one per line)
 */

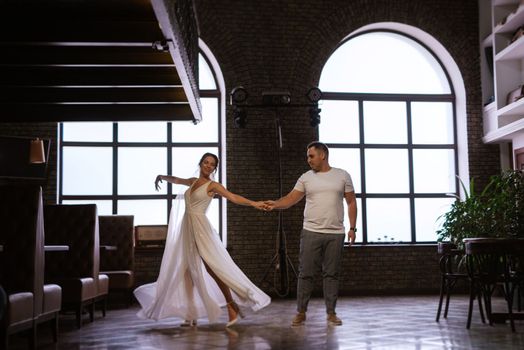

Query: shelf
left=484, top=101, right=497, bottom=113
left=482, top=33, right=494, bottom=48
left=495, top=33, right=524, bottom=60
left=498, top=96, right=524, bottom=117
left=494, top=4, right=524, bottom=34
left=494, top=0, right=519, bottom=5
left=483, top=117, right=524, bottom=142
left=481, top=1, right=524, bottom=145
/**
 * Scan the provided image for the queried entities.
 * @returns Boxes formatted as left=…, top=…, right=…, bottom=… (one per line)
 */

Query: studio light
left=230, top=86, right=248, bottom=105
left=233, top=106, right=247, bottom=128
left=309, top=106, right=321, bottom=127
left=152, top=40, right=171, bottom=52
left=306, top=87, right=322, bottom=103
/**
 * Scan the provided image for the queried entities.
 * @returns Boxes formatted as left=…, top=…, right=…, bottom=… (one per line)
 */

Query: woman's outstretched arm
left=155, top=175, right=196, bottom=191
left=208, top=182, right=265, bottom=210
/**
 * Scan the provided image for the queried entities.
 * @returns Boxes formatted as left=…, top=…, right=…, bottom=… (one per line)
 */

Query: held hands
left=251, top=201, right=275, bottom=211
left=252, top=201, right=267, bottom=211
left=263, top=200, right=276, bottom=211
left=155, top=175, right=163, bottom=191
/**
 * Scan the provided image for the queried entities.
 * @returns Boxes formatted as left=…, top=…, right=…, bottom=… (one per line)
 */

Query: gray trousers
left=297, top=229, right=345, bottom=314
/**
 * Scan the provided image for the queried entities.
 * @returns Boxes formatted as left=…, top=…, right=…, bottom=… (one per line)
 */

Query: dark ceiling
left=0, top=0, right=200, bottom=122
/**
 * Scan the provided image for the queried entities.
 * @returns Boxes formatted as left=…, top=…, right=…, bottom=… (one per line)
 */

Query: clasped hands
left=253, top=200, right=276, bottom=212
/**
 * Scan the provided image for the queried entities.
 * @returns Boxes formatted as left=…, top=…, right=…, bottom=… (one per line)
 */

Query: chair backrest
left=43, top=204, right=99, bottom=280
left=99, top=215, right=134, bottom=271
left=465, top=239, right=514, bottom=281
left=0, top=185, right=44, bottom=316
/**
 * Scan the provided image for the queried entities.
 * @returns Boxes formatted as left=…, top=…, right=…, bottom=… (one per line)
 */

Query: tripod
left=259, top=111, right=297, bottom=297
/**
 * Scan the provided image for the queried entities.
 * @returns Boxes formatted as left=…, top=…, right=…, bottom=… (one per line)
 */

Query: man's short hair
left=307, top=141, right=329, bottom=157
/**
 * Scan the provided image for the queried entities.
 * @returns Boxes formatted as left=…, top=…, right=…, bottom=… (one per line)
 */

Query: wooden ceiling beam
left=1, top=66, right=183, bottom=86
left=0, top=0, right=158, bottom=22
left=0, top=103, right=193, bottom=122
left=0, top=21, right=164, bottom=44
left=2, top=87, right=188, bottom=103
left=1, top=46, right=174, bottom=65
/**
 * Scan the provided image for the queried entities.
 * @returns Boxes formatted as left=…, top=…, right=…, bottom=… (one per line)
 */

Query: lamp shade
left=29, top=138, right=45, bottom=164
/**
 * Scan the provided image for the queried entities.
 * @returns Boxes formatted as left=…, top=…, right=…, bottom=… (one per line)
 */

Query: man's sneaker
left=291, top=312, right=306, bottom=326
left=327, top=313, right=342, bottom=326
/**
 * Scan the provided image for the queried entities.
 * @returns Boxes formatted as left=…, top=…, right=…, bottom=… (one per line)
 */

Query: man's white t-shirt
left=294, top=167, right=354, bottom=234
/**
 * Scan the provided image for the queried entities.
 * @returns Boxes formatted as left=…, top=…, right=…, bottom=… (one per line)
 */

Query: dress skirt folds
left=134, top=181, right=271, bottom=322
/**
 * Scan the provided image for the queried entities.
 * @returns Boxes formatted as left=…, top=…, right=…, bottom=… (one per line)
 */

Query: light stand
left=258, top=110, right=298, bottom=297
left=229, top=87, right=321, bottom=297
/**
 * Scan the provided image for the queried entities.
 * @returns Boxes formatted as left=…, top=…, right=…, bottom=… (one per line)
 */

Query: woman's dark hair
left=199, top=152, right=219, bottom=172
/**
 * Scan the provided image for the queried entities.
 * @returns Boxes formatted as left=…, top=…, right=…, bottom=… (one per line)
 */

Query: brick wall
left=0, top=122, right=58, bottom=204
left=1, top=0, right=499, bottom=297
left=194, top=0, right=498, bottom=296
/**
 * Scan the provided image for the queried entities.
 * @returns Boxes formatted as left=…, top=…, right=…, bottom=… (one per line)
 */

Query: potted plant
left=437, top=170, right=524, bottom=247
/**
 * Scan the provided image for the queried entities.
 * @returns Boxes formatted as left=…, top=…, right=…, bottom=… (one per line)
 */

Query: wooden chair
left=465, top=238, right=523, bottom=332
left=0, top=185, right=61, bottom=348
left=99, top=215, right=135, bottom=307
left=436, top=242, right=485, bottom=324
left=44, top=204, right=103, bottom=328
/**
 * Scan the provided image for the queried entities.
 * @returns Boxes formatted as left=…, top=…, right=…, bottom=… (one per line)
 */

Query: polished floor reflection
left=8, top=295, right=524, bottom=349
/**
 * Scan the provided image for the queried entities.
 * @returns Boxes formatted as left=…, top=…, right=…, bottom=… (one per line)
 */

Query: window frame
left=58, top=52, right=224, bottom=238
left=319, top=30, right=459, bottom=244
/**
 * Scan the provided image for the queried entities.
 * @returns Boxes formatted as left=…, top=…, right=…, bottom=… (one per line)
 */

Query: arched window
left=59, top=51, right=224, bottom=235
left=319, top=30, right=457, bottom=243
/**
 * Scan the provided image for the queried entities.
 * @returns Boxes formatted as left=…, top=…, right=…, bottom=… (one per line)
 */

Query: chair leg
left=52, top=312, right=59, bottom=343
left=76, top=304, right=83, bottom=329
left=482, top=286, right=493, bottom=326
left=128, top=289, right=134, bottom=307
left=1, top=327, right=8, bottom=350
left=477, top=291, right=486, bottom=324
left=467, top=281, right=476, bottom=329
left=102, top=296, right=107, bottom=317
left=29, top=323, right=36, bottom=350
left=443, top=284, right=452, bottom=319
left=436, top=277, right=445, bottom=322
left=518, top=284, right=522, bottom=312
left=504, top=281, right=516, bottom=332
left=89, top=301, right=95, bottom=322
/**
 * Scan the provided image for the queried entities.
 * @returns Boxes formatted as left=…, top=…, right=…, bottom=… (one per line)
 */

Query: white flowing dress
left=134, top=180, right=271, bottom=322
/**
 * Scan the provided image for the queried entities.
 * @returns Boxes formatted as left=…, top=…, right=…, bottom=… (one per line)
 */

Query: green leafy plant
left=437, top=170, right=524, bottom=248
left=437, top=177, right=493, bottom=249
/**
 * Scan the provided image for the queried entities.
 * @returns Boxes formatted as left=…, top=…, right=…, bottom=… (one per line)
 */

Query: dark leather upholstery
left=1, top=185, right=39, bottom=348
left=44, top=204, right=102, bottom=328
left=1, top=185, right=61, bottom=348
left=99, top=215, right=135, bottom=305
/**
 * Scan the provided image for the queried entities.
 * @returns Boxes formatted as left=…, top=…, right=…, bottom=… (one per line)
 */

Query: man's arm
left=265, top=189, right=305, bottom=210
left=345, top=191, right=357, bottom=245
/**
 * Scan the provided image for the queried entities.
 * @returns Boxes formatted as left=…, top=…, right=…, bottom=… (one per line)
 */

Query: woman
left=134, top=153, right=270, bottom=327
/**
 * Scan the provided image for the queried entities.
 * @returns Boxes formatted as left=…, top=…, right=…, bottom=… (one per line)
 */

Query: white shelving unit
left=481, top=0, right=524, bottom=154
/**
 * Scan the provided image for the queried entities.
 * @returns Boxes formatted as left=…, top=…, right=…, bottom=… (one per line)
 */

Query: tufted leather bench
left=1, top=185, right=62, bottom=348
left=43, top=204, right=105, bottom=328
left=99, top=215, right=135, bottom=306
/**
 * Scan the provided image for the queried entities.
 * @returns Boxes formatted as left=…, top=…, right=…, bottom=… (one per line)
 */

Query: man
left=265, top=141, right=357, bottom=326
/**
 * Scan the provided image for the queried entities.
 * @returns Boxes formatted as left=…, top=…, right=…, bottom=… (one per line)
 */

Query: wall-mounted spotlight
left=152, top=40, right=171, bottom=52
left=229, top=86, right=322, bottom=128
left=230, top=86, right=248, bottom=105
left=309, top=106, right=321, bottom=127
left=306, top=87, right=322, bottom=102
left=233, top=106, right=247, bottom=128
